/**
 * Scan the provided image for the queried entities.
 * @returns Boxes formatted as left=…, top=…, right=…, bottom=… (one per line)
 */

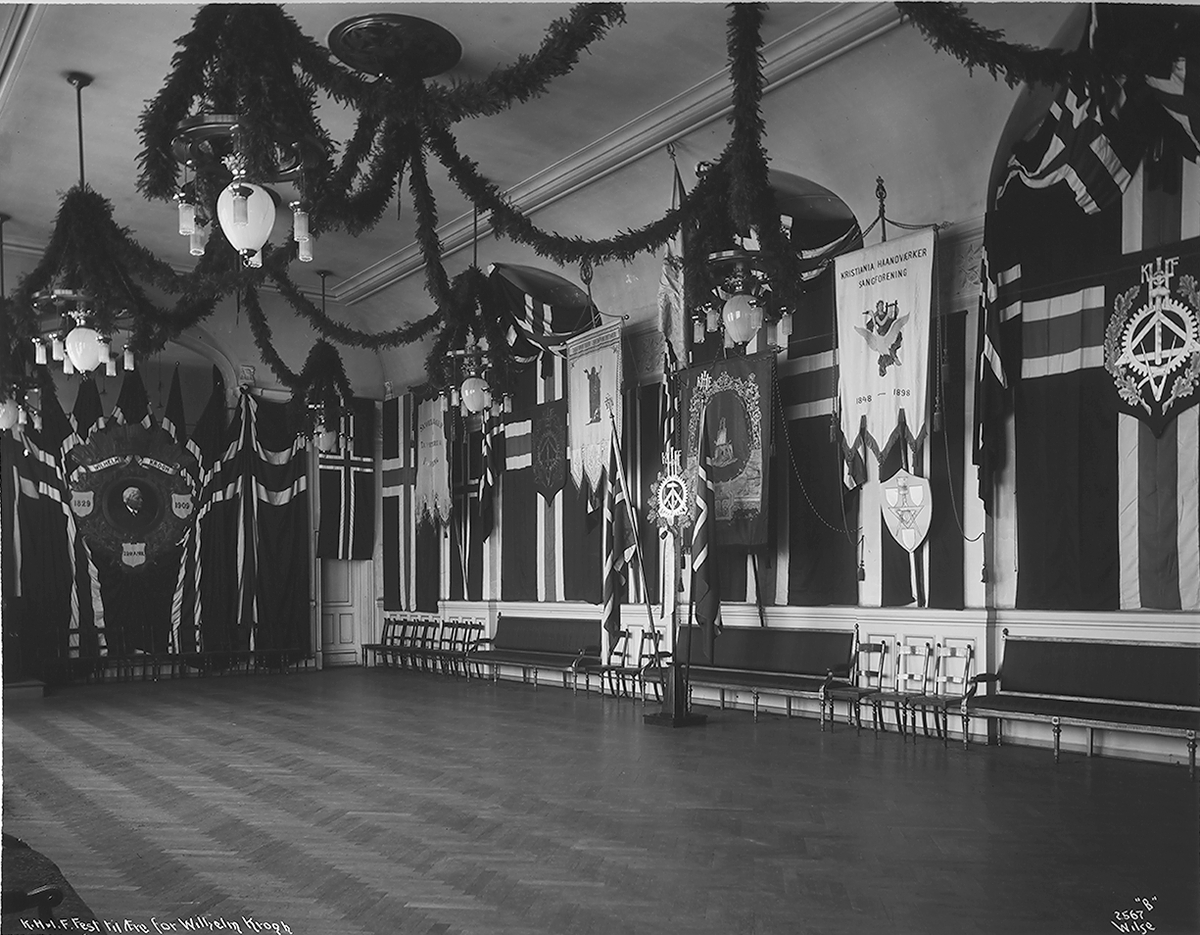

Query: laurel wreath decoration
left=1167, top=274, right=1200, bottom=413
left=1104, top=285, right=1147, bottom=413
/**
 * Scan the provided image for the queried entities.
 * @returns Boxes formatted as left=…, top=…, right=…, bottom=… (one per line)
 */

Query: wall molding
left=335, top=4, right=904, bottom=304
left=0, top=4, right=42, bottom=125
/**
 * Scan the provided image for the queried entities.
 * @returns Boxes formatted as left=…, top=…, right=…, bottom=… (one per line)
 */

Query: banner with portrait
left=567, top=322, right=623, bottom=498
left=835, top=228, right=934, bottom=479
left=679, top=353, right=773, bottom=547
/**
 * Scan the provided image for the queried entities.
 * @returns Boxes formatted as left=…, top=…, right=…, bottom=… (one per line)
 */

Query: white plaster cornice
left=335, top=3, right=903, bottom=305
left=0, top=4, right=43, bottom=125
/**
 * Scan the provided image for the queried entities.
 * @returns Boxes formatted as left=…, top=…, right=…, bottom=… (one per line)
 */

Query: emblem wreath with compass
left=1105, top=255, right=1200, bottom=435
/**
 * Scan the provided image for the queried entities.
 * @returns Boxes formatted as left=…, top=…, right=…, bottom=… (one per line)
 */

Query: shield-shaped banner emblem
left=171, top=493, right=194, bottom=519
left=70, top=490, right=94, bottom=517
left=881, top=468, right=932, bottom=553
left=122, top=541, right=147, bottom=568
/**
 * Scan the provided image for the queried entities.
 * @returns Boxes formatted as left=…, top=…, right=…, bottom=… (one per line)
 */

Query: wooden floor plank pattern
left=3, top=668, right=1197, bottom=935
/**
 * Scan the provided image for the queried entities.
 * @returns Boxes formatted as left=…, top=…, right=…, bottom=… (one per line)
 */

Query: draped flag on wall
left=679, top=353, right=773, bottom=547
left=245, top=394, right=311, bottom=656
left=601, top=428, right=637, bottom=640
left=191, top=367, right=240, bottom=655
left=835, top=227, right=935, bottom=479
left=110, top=367, right=154, bottom=428
left=691, top=424, right=720, bottom=662
left=501, top=407, right=537, bottom=601
left=382, top=393, right=416, bottom=611
left=414, top=396, right=451, bottom=526
left=567, top=322, right=623, bottom=501
left=162, top=368, right=186, bottom=446
left=317, top=397, right=375, bottom=560
left=982, top=123, right=1200, bottom=611
left=490, top=263, right=596, bottom=366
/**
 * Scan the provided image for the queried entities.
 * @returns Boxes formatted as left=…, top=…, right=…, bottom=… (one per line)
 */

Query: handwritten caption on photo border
left=16, top=917, right=294, bottom=934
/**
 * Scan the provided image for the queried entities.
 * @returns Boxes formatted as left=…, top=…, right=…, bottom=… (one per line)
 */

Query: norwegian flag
left=317, top=398, right=375, bottom=560
left=110, top=367, right=154, bottom=429
left=601, top=428, right=637, bottom=641
left=1145, top=58, right=1200, bottom=161
left=691, top=423, right=720, bottom=661
left=162, top=367, right=186, bottom=446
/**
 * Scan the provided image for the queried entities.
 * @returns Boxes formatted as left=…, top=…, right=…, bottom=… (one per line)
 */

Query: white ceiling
left=0, top=2, right=1075, bottom=404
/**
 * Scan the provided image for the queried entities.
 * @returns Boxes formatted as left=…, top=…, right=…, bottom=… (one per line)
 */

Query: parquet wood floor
left=3, top=668, right=1197, bottom=935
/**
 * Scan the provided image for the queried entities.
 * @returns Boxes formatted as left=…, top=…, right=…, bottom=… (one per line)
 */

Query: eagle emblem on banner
left=1105, top=254, right=1200, bottom=436
left=855, top=299, right=909, bottom=376
left=881, top=469, right=932, bottom=553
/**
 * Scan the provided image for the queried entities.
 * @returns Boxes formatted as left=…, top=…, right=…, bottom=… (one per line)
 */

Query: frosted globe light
left=216, top=181, right=276, bottom=258
left=65, top=326, right=104, bottom=372
left=721, top=293, right=764, bottom=345
left=460, top=376, right=490, bottom=414
left=0, top=399, right=18, bottom=431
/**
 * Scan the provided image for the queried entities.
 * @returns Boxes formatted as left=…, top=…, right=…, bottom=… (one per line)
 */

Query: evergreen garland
left=28, top=1, right=1169, bottom=406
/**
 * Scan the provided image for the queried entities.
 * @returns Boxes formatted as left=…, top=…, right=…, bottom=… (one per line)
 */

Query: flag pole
left=607, top=408, right=658, bottom=638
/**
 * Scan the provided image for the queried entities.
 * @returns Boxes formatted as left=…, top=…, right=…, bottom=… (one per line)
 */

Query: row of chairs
left=363, top=615, right=485, bottom=678
left=826, top=639, right=975, bottom=743
left=583, top=628, right=669, bottom=700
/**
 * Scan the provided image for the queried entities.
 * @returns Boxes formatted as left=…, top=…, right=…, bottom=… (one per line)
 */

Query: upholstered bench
left=668, top=625, right=855, bottom=725
left=466, top=615, right=602, bottom=691
left=962, top=632, right=1200, bottom=776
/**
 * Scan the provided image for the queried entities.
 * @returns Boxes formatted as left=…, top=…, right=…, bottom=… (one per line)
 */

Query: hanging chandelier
left=446, top=340, right=492, bottom=416
left=171, top=114, right=318, bottom=267
left=24, top=74, right=140, bottom=381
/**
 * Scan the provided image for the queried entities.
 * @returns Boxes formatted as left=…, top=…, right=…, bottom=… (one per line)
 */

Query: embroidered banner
left=414, top=397, right=451, bottom=526
left=532, top=399, right=567, bottom=500
left=835, top=228, right=934, bottom=474
left=1104, top=242, right=1200, bottom=436
left=567, top=322, right=623, bottom=497
left=679, top=353, right=773, bottom=547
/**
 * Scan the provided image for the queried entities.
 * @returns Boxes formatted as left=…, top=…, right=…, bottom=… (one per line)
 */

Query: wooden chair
left=824, top=639, right=888, bottom=733
left=595, top=629, right=635, bottom=697
left=907, top=642, right=974, bottom=744
left=636, top=628, right=671, bottom=704
left=869, top=640, right=932, bottom=739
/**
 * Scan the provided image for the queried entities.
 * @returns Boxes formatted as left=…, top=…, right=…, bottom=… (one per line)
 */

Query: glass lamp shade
left=721, top=293, right=764, bottom=345
left=64, top=326, right=105, bottom=372
left=216, top=181, right=276, bottom=256
left=317, top=428, right=339, bottom=453
left=178, top=199, right=196, bottom=236
left=0, top=399, right=18, bottom=431
left=460, top=376, right=491, bottom=414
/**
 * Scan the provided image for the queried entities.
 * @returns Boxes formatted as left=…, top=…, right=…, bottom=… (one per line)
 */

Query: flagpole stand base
left=643, top=661, right=707, bottom=728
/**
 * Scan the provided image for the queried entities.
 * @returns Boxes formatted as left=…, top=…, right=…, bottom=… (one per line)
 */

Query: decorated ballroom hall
left=0, top=2, right=1197, bottom=934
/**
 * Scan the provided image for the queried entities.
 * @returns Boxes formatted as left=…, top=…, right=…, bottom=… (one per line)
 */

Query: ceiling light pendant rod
left=0, top=212, right=9, bottom=297
left=67, top=72, right=93, bottom=188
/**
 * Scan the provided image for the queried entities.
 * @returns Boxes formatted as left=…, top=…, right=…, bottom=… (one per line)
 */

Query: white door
left=320, top=560, right=372, bottom=666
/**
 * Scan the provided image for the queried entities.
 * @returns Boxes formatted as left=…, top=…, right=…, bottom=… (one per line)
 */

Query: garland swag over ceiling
left=6, top=2, right=1198, bottom=409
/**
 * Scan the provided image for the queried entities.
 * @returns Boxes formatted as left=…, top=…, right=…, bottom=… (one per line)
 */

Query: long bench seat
left=467, top=615, right=602, bottom=691
left=668, top=625, right=855, bottom=725
left=962, top=634, right=1200, bottom=776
